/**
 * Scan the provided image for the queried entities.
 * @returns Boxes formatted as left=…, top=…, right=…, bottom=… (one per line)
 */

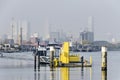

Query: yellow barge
left=50, top=42, right=92, bottom=67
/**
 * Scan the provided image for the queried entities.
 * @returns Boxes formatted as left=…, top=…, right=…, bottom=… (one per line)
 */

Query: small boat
left=39, top=56, right=50, bottom=64
left=34, top=46, right=49, bottom=64
left=34, top=46, right=47, bottom=56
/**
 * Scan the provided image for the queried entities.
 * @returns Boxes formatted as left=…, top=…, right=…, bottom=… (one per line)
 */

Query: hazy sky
left=0, top=0, right=120, bottom=41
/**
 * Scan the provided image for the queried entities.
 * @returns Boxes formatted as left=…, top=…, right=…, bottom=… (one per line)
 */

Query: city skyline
left=0, top=0, right=120, bottom=42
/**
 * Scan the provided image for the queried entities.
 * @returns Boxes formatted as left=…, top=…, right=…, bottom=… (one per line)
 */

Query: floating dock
left=49, top=42, right=92, bottom=67
left=57, top=63, right=92, bottom=67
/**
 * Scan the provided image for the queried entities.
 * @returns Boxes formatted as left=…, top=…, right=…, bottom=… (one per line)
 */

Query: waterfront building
left=80, top=16, right=94, bottom=44
left=49, top=30, right=68, bottom=43
left=88, top=16, right=94, bottom=32
left=49, top=31, right=60, bottom=43
left=15, top=20, right=31, bottom=45
left=80, top=31, right=94, bottom=44
left=60, top=31, right=69, bottom=42
left=10, top=18, right=18, bottom=44
left=10, top=19, right=31, bottom=44
left=21, top=21, right=30, bottom=41
left=30, top=33, right=41, bottom=46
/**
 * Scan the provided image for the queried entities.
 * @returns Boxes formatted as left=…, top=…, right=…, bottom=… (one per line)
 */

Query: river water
left=0, top=51, right=120, bottom=80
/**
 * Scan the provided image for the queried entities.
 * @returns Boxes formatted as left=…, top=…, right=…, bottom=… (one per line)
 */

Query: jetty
left=49, top=42, right=92, bottom=67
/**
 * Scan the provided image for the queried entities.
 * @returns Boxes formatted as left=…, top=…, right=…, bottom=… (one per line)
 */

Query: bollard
left=34, top=54, right=37, bottom=71
left=102, top=70, right=107, bottom=80
left=101, top=46, right=107, bottom=71
left=81, top=56, right=84, bottom=70
left=81, top=56, right=84, bottom=78
left=38, top=53, right=40, bottom=71
left=50, top=46, right=55, bottom=68
left=90, top=56, right=92, bottom=65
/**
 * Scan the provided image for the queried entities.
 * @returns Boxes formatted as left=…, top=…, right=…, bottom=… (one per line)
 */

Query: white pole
left=101, top=46, right=107, bottom=71
left=50, top=46, right=55, bottom=67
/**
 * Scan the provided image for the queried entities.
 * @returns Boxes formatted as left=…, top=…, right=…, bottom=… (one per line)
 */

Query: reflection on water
left=102, top=70, right=107, bottom=80
left=81, top=68, right=84, bottom=79
left=1, top=51, right=120, bottom=80
left=33, top=66, right=93, bottom=80
left=34, top=73, right=36, bottom=80
left=50, top=67, right=55, bottom=80
left=34, top=65, right=48, bottom=80
left=60, top=67, right=69, bottom=80
left=49, top=67, right=93, bottom=80
left=90, top=68, right=92, bottom=80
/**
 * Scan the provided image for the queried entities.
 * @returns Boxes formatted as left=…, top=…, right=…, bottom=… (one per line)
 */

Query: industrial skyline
left=8, top=18, right=30, bottom=44
left=0, top=16, right=119, bottom=44
left=0, top=0, right=120, bottom=42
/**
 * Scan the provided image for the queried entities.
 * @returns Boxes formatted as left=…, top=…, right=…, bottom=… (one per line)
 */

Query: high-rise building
left=30, top=32, right=40, bottom=46
left=80, top=16, right=94, bottom=44
left=10, top=18, right=31, bottom=44
left=49, top=30, right=69, bottom=43
left=42, top=18, right=50, bottom=40
left=14, top=20, right=30, bottom=44
left=88, top=16, right=94, bottom=32
left=27, top=22, right=30, bottom=41
left=21, top=20, right=30, bottom=41
left=10, top=18, right=17, bottom=43
left=49, top=31, right=60, bottom=43
left=80, top=31, right=94, bottom=44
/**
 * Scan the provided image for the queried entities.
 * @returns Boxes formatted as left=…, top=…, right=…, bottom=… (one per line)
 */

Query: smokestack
left=88, top=16, right=94, bottom=32
left=20, top=27, right=23, bottom=45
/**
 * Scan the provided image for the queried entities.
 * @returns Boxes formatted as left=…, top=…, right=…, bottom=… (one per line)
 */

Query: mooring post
left=102, top=70, right=107, bottom=80
left=34, top=53, right=37, bottom=71
left=81, top=56, right=84, bottom=78
left=81, top=56, right=84, bottom=70
left=38, top=53, right=40, bottom=71
left=90, top=56, right=92, bottom=65
left=37, top=41, right=40, bottom=71
left=50, top=46, right=55, bottom=68
left=101, top=46, right=107, bottom=71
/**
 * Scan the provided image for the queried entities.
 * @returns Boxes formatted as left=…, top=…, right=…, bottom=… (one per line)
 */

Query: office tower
left=88, top=16, right=94, bottom=41
left=10, top=18, right=17, bottom=43
left=49, top=31, right=60, bottom=43
left=27, top=22, right=30, bottom=41
left=88, top=16, right=94, bottom=32
left=80, top=31, right=94, bottom=44
left=43, top=19, right=50, bottom=40
left=80, top=16, right=94, bottom=44
left=21, top=20, right=30, bottom=41
left=20, top=27, right=23, bottom=45
left=30, top=32, right=40, bottom=44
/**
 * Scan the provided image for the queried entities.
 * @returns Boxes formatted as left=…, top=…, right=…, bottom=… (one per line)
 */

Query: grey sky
left=0, top=0, right=120, bottom=41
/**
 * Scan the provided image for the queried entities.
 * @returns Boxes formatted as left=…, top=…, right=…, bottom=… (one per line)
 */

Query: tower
left=10, top=18, right=17, bottom=44
left=27, top=22, right=30, bottom=41
left=88, top=16, right=94, bottom=32
left=21, top=20, right=30, bottom=41
left=20, top=27, right=23, bottom=45
left=44, top=18, right=50, bottom=40
left=80, top=16, right=94, bottom=44
left=88, top=16, right=94, bottom=42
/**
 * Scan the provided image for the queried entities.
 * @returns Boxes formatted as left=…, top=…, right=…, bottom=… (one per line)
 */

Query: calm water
left=0, top=51, right=120, bottom=80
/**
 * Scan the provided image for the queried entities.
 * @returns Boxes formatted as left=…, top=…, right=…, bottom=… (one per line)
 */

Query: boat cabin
left=36, top=46, right=47, bottom=56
